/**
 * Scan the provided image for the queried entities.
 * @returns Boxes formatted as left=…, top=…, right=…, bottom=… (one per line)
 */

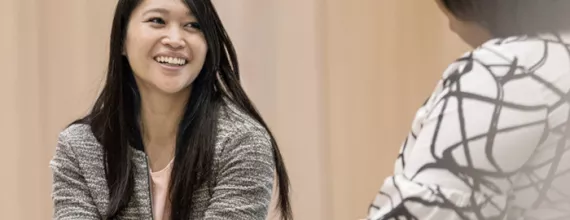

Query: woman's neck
left=138, top=86, right=191, bottom=170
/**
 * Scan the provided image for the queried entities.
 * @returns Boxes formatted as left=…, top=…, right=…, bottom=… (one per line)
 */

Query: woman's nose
left=162, top=27, right=185, bottom=49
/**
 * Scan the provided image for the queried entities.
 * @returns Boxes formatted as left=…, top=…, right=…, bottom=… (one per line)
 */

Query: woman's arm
left=368, top=47, right=549, bottom=219
left=204, top=130, right=275, bottom=220
left=50, top=134, right=101, bottom=220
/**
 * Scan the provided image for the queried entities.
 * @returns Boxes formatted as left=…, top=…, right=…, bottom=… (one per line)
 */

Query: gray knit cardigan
left=50, top=103, right=276, bottom=219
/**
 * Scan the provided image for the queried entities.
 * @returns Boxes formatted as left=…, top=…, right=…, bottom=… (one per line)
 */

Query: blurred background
left=0, top=0, right=469, bottom=219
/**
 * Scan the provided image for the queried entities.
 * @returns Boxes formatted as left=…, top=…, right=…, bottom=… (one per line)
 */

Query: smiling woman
left=49, top=0, right=292, bottom=219
left=125, top=0, right=207, bottom=96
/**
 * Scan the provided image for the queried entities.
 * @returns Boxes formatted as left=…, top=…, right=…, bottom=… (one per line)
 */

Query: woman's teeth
left=155, top=56, right=187, bottom=66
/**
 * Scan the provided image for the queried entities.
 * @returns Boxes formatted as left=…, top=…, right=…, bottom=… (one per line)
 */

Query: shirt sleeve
left=368, top=46, right=550, bottom=220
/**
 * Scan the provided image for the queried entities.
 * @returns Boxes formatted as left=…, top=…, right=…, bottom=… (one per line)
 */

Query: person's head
left=79, top=0, right=292, bottom=219
left=123, top=0, right=207, bottom=96
left=436, top=0, right=570, bottom=47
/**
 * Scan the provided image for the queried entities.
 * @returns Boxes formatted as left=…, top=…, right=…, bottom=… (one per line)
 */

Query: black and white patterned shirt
left=368, top=32, right=570, bottom=220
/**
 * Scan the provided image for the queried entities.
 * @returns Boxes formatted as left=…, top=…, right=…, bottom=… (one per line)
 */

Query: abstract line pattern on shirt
left=368, top=34, right=570, bottom=220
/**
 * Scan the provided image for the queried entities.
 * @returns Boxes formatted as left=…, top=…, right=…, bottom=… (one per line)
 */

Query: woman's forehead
left=135, top=0, right=194, bottom=17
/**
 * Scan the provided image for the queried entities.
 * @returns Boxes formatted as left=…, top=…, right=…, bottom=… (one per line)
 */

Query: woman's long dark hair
left=440, top=0, right=570, bottom=37
left=73, top=0, right=292, bottom=219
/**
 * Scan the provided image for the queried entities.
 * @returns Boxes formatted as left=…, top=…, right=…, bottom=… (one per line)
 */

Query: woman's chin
left=145, top=80, right=189, bottom=95
left=135, top=73, right=195, bottom=97
left=156, top=85, right=191, bottom=95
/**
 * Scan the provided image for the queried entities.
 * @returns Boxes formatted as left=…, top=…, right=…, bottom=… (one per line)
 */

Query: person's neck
left=139, top=86, right=190, bottom=151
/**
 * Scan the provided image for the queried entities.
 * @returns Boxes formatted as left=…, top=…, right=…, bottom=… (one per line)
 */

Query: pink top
left=150, top=159, right=174, bottom=220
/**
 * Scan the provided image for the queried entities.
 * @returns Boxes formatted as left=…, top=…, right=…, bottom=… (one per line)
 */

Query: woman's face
left=124, top=0, right=208, bottom=95
left=435, top=0, right=492, bottom=47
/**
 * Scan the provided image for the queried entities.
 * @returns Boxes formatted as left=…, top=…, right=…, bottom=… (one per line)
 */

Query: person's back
left=366, top=1, right=570, bottom=219
left=494, top=33, right=570, bottom=219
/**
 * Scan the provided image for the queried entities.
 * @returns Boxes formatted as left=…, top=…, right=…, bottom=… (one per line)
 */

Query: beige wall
left=0, top=0, right=467, bottom=219
left=1, top=0, right=20, bottom=218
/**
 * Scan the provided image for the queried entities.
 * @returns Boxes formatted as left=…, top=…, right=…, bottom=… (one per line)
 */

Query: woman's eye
left=185, top=22, right=201, bottom=30
left=147, top=17, right=165, bottom=25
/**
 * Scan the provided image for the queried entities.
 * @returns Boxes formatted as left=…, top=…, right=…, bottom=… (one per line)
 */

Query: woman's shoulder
left=57, top=122, right=103, bottom=157
left=214, top=99, right=273, bottom=154
left=441, top=34, right=570, bottom=93
left=459, top=34, right=570, bottom=75
left=59, top=123, right=97, bottom=144
left=217, top=100, right=271, bottom=138
left=435, top=34, right=570, bottom=118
